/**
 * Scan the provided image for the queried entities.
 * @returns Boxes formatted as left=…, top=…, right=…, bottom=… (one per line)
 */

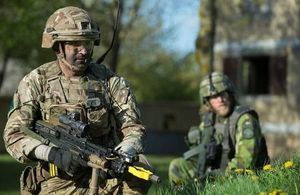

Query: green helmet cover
left=199, top=72, right=235, bottom=104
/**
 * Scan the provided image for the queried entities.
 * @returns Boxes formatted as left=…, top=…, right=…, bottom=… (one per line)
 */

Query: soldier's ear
left=52, top=42, right=60, bottom=53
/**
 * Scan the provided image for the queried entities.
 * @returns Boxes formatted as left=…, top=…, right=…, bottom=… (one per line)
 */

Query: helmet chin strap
left=57, top=42, right=90, bottom=73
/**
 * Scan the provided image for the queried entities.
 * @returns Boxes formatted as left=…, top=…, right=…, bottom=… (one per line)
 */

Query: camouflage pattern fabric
left=38, top=154, right=151, bottom=195
left=226, top=111, right=261, bottom=171
left=199, top=72, right=235, bottom=104
left=168, top=105, right=262, bottom=184
left=3, top=61, right=148, bottom=194
left=168, top=157, right=197, bottom=185
left=42, top=6, right=100, bottom=48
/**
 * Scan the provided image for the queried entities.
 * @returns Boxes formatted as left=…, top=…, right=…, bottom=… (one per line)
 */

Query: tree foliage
left=0, top=0, right=200, bottom=102
left=0, top=0, right=82, bottom=89
left=0, top=0, right=82, bottom=65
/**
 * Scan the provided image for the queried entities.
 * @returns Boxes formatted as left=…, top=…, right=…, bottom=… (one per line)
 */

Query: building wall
left=214, top=0, right=300, bottom=42
left=139, top=101, right=199, bottom=155
left=139, top=101, right=200, bottom=133
left=206, top=0, right=300, bottom=159
left=212, top=0, right=300, bottom=131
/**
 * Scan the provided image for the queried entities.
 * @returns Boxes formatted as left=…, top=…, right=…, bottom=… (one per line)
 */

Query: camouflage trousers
left=39, top=173, right=150, bottom=195
left=168, top=157, right=197, bottom=186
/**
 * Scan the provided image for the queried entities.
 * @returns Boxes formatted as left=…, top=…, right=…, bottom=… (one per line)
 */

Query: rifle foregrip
left=88, top=154, right=109, bottom=169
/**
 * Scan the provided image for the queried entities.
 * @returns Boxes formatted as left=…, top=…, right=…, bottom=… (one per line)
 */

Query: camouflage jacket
left=3, top=60, right=146, bottom=163
left=200, top=105, right=262, bottom=171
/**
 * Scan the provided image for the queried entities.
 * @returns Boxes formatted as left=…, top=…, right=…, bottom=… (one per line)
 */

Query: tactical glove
left=115, top=145, right=137, bottom=157
left=114, top=134, right=144, bottom=156
left=48, top=147, right=83, bottom=175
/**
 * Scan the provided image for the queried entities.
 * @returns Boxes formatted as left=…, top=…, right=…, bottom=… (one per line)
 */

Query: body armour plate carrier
left=38, top=74, right=119, bottom=147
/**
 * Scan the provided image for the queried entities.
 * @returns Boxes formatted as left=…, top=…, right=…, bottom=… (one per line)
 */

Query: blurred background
left=1, top=0, right=300, bottom=193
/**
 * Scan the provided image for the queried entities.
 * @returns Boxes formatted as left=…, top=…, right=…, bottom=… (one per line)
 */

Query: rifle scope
left=59, top=113, right=89, bottom=137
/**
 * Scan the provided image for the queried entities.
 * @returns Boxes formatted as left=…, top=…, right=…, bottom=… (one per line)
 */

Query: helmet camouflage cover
left=42, top=6, right=100, bottom=48
left=199, top=72, right=235, bottom=103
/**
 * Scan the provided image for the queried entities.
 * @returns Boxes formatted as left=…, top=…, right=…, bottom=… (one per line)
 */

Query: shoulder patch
left=242, top=121, right=254, bottom=139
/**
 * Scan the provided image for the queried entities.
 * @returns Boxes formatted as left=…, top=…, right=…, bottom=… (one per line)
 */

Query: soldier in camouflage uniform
left=168, top=72, right=269, bottom=185
left=3, top=6, right=151, bottom=194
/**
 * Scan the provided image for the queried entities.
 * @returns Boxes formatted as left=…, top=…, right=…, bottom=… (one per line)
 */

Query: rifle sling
left=183, top=144, right=203, bottom=160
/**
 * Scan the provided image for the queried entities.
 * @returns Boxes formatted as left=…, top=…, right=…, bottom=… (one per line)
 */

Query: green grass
left=147, top=155, right=176, bottom=194
left=155, top=156, right=300, bottom=195
left=0, top=154, right=28, bottom=195
left=3, top=153, right=299, bottom=195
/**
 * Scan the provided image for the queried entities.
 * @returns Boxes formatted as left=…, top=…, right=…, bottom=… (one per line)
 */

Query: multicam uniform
left=4, top=61, right=150, bottom=194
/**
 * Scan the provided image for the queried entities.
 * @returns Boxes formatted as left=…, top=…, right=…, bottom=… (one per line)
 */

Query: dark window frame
left=223, top=55, right=287, bottom=95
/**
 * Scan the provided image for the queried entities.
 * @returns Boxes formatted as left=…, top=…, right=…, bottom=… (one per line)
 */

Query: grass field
left=2, top=153, right=299, bottom=195
left=0, top=154, right=28, bottom=195
left=0, top=153, right=176, bottom=195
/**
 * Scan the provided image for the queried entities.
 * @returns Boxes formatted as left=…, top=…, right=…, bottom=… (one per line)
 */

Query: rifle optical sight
left=59, top=113, right=89, bottom=137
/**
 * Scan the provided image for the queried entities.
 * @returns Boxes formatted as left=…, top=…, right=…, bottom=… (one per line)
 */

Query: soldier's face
left=63, top=40, right=94, bottom=71
left=208, top=91, right=232, bottom=117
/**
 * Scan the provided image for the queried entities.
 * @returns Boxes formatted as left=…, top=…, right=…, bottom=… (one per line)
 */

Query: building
left=200, top=0, right=300, bottom=158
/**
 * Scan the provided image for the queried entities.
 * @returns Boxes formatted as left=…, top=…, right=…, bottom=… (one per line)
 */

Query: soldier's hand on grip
left=48, top=147, right=82, bottom=175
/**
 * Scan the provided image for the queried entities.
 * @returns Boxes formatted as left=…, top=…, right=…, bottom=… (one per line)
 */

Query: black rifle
left=22, top=113, right=160, bottom=194
left=196, top=112, right=217, bottom=180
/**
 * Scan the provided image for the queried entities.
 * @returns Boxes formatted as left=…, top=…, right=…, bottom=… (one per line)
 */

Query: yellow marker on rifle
left=128, top=166, right=160, bottom=183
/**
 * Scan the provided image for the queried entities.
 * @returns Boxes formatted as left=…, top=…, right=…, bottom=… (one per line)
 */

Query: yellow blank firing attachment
left=128, top=166, right=160, bottom=183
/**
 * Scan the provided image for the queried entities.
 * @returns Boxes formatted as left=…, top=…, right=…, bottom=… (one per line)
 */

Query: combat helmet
left=42, top=6, right=100, bottom=48
left=199, top=72, right=235, bottom=104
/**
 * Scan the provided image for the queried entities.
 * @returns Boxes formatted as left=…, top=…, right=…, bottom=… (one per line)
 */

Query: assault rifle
left=21, top=112, right=160, bottom=194
left=196, top=112, right=217, bottom=180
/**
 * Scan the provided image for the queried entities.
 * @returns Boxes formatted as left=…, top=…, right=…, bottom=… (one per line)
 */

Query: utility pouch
left=205, top=137, right=217, bottom=161
left=20, top=163, right=50, bottom=195
left=184, top=126, right=201, bottom=147
left=20, top=166, right=39, bottom=195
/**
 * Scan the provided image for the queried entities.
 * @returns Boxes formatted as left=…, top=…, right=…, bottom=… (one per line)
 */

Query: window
left=223, top=55, right=287, bottom=95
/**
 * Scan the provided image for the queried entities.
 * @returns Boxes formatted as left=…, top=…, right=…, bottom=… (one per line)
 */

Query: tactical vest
left=221, top=106, right=270, bottom=170
left=38, top=62, right=120, bottom=148
left=184, top=106, right=269, bottom=171
left=19, top=62, right=124, bottom=192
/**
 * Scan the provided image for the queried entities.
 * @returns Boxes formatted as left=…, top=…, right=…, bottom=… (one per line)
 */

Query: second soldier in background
left=168, top=72, right=269, bottom=185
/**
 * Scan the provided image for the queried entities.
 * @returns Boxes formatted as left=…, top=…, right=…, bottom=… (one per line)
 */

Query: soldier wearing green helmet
left=200, top=72, right=235, bottom=104
left=168, top=72, right=269, bottom=186
left=3, top=6, right=152, bottom=194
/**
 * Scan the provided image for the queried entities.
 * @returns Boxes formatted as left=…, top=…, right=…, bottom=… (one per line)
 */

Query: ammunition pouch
left=205, top=137, right=217, bottom=161
left=184, top=126, right=201, bottom=147
left=20, top=163, right=50, bottom=195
